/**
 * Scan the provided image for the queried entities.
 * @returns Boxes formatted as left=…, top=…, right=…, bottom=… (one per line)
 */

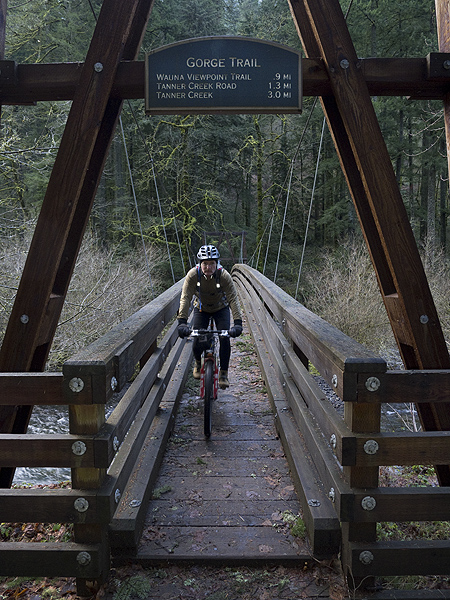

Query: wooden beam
left=0, top=0, right=156, bottom=490
left=1, top=57, right=450, bottom=105
left=287, top=0, right=450, bottom=486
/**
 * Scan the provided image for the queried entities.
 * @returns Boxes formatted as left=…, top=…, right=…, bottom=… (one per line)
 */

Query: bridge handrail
left=62, top=280, right=183, bottom=404
left=232, top=264, right=386, bottom=400
left=0, top=279, right=188, bottom=587
left=232, top=264, right=450, bottom=583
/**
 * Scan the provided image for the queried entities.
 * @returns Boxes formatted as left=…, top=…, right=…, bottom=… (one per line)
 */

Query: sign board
left=145, top=37, right=302, bottom=114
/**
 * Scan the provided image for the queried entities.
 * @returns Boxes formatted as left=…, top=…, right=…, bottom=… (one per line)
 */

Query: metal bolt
left=308, top=499, right=321, bottom=507
left=330, top=434, right=337, bottom=449
left=69, top=377, right=84, bottom=393
left=365, top=376, right=380, bottom=392
left=361, top=496, right=376, bottom=511
left=328, top=488, right=335, bottom=503
left=77, top=551, right=92, bottom=566
left=364, top=439, right=379, bottom=455
left=359, top=550, right=374, bottom=565
left=420, top=314, right=429, bottom=324
left=113, top=436, right=120, bottom=452
left=72, top=441, right=87, bottom=456
left=443, top=60, right=450, bottom=70
left=94, top=62, right=103, bottom=72
left=115, top=489, right=121, bottom=503
left=111, top=376, right=118, bottom=391
left=340, top=59, right=350, bottom=69
left=20, top=314, right=29, bottom=324
left=332, top=374, right=338, bottom=388
left=74, top=497, right=89, bottom=513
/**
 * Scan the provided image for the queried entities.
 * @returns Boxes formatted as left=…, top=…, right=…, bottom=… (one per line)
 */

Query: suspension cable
left=273, top=99, right=317, bottom=283
left=293, top=0, right=354, bottom=298
left=295, top=116, right=326, bottom=300
left=262, top=211, right=275, bottom=274
left=86, top=0, right=175, bottom=287
left=119, top=117, right=155, bottom=298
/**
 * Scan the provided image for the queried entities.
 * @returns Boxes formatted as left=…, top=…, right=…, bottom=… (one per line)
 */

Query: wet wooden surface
left=134, top=342, right=311, bottom=564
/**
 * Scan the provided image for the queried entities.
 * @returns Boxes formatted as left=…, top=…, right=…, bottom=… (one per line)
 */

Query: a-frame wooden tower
left=1, top=0, right=450, bottom=519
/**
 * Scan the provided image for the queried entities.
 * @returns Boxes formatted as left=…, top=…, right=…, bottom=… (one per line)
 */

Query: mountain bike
left=190, top=324, right=230, bottom=438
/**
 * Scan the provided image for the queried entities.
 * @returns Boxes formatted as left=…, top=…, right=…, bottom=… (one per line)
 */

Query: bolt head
left=69, top=377, right=84, bottom=393
left=72, top=441, right=87, bottom=456
left=365, top=376, right=380, bottom=392
left=359, top=550, right=374, bottom=565
left=94, top=62, right=103, bottom=72
left=77, top=551, right=92, bottom=566
left=74, top=497, right=89, bottom=512
left=361, top=495, right=376, bottom=511
left=308, top=499, right=321, bottom=507
left=364, top=439, right=379, bottom=455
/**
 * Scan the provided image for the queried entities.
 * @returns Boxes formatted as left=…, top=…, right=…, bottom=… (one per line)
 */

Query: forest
left=1, top=0, right=449, bottom=368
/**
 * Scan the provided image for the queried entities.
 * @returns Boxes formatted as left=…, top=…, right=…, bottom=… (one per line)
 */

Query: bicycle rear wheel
left=203, top=359, right=214, bottom=437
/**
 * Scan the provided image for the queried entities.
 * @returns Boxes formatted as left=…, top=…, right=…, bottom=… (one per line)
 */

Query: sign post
left=145, top=36, right=302, bottom=114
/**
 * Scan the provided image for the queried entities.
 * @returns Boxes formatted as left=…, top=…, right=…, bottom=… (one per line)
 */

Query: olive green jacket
left=178, top=266, right=243, bottom=322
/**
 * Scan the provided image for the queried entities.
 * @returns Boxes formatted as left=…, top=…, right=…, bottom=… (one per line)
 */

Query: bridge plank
left=350, top=488, right=450, bottom=523
left=0, top=542, right=103, bottom=578
left=349, top=540, right=450, bottom=577
left=0, top=434, right=96, bottom=468
left=0, top=488, right=109, bottom=523
left=0, top=372, right=65, bottom=405
left=356, top=370, right=450, bottom=404
left=135, top=526, right=303, bottom=563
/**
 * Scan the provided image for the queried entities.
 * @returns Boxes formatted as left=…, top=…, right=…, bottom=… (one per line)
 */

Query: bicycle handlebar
left=190, top=329, right=230, bottom=337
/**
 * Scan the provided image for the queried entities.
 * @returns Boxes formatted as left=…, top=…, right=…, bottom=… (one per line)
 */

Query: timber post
left=287, top=0, right=450, bottom=486
left=0, top=0, right=156, bottom=488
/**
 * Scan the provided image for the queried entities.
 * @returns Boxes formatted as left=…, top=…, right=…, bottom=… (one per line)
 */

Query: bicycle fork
left=199, top=354, right=219, bottom=400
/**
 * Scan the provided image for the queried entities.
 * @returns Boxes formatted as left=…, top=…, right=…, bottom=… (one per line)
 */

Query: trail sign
left=145, top=36, right=302, bottom=114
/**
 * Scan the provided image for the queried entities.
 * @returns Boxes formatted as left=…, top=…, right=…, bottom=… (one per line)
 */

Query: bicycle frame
left=190, top=326, right=229, bottom=437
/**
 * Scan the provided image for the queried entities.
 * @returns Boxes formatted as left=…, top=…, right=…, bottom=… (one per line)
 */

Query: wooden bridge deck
left=113, top=341, right=312, bottom=565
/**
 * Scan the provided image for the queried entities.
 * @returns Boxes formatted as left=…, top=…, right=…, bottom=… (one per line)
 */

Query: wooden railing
left=2, top=265, right=450, bottom=591
left=232, top=264, right=450, bottom=584
left=0, top=280, right=191, bottom=593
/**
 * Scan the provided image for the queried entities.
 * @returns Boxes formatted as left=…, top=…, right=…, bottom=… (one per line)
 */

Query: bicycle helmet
left=197, top=244, right=220, bottom=262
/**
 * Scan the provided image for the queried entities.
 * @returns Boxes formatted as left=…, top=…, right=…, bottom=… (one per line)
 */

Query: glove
left=229, top=319, right=243, bottom=338
left=177, top=318, right=191, bottom=338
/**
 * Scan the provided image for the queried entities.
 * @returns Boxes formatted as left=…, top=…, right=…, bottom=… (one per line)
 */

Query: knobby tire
left=204, top=360, right=214, bottom=438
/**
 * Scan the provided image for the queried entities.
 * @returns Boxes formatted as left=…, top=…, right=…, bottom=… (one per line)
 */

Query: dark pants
left=192, top=307, right=231, bottom=370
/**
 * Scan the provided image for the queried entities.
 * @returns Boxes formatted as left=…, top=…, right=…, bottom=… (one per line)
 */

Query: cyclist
left=177, top=244, right=243, bottom=389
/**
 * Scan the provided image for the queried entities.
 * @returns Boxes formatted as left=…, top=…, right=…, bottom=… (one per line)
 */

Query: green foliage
left=113, top=575, right=153, bottom=600
left=0, top=0, right=449, bottom=301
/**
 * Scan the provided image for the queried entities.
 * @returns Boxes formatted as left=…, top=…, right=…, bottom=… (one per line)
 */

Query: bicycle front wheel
left=203, top=359, right=214, bottom=438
